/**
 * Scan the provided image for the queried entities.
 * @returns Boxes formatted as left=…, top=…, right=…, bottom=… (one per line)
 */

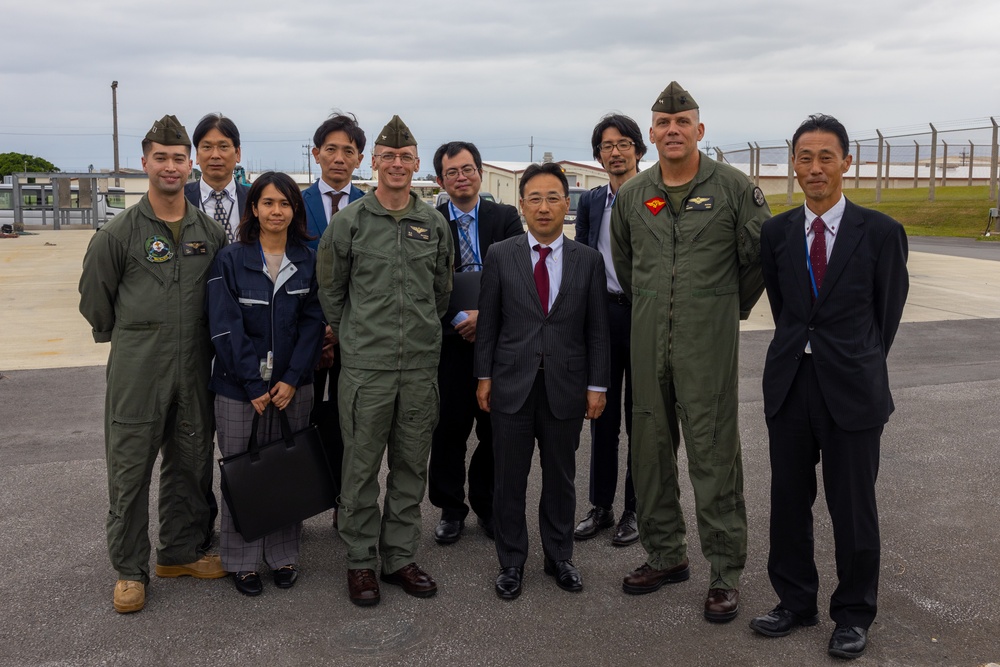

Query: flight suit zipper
left=396, top=221, right=404, bottom=371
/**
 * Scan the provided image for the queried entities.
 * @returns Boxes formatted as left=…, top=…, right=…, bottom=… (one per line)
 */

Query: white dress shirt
left=318, top=179, right=353, bottom=222
left=596, top=187, right=624, bottom=294
left=198, top=178, right=240, bottom=226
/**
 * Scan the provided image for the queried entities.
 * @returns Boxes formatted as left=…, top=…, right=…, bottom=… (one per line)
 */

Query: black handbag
left=218, top=407, right=336, bottom=541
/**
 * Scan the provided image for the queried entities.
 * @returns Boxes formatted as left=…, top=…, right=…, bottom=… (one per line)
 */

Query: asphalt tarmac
left=0, top=231, right=998, bottom=666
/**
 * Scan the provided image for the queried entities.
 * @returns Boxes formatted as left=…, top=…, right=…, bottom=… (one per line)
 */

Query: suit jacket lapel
left=813, top=200, right=863, bottom=311
left=549, top=237, right=575, bottom=317
left=515, top=234, right=544, bottom=315
left=784, top=207, right=812, bottom=310
left=590, top=185, right=607, bottom=246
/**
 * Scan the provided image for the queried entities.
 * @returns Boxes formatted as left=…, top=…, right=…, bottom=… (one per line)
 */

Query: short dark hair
left=432, top=141, right=483, bottom=179
left=312, top=112, right=366, bottom=153
left=238, top=172, right=311, bottom=246
left=192, top=113, right=241, bottom=149
left=792, top=114, right=850, bottom=158
left=591, top=113, right=647, bottom=161
left=140, top=139, right=190, bottom=156
left=519, top=162, right=568, bottom=198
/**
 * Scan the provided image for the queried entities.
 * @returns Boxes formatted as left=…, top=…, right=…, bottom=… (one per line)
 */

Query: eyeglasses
left=443, top=165, right=479, bottom=180
left=523, top=194, right=567, bottom=207
left=599, top=140, right=635, bottom=154
left=374, top=153, right=416, bottom=165
left=198, top=142, right=234, bottom=154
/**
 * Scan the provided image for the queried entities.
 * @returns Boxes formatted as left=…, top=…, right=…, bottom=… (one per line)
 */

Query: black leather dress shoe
left=233, top=571, right=263, bottom=597
left=749, top=606, right=820, bottom=637
left=543, top=557, right=583, bottom=592
left=574, top=506, right=615, bottom=540
left=828, top=625, right=867, bottom=659
left=495, top=566, right=524, bottom=600
left=477, top=516, right=495, bottom=540
left=611, top=510, right=639, bottom=546
left=434, top=518, right=464, bottom=544
left=272, top=565, right=298, bottom=589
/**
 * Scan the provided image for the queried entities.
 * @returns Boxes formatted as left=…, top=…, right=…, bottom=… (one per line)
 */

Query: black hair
left=312, top=112, right=366, bottom=153
left=590, top=113, right=647, bottom=161
left=520, top=162, right=568, bottom=197
left=432, top=141, right=483, bottom=178
left=192, top=113, right=241, bottom=149
left=792, top=114, right=850, bottom=158
left=238, top=171, right=311, bottom=245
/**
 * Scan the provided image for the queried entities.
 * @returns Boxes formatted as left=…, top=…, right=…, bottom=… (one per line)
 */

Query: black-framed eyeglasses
left=443, top=165, right=479, bottom=180
left=599, top=140, right=635, bottom=154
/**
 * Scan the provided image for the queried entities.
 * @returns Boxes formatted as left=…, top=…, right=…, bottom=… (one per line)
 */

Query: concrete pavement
left=0, top=229, right=998, bottom=666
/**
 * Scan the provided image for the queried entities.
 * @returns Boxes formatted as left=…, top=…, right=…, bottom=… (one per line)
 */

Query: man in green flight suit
left=317, top=115, right=453, bottom=607
left=79, top=115, right=228, bottom=614
left=610, top=82, right=769, bottom=623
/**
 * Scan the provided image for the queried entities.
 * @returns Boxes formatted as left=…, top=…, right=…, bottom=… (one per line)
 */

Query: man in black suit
left=475, top=162, right=610, bottom=600
left=183, top=113, right=250, bottom=550
left=428, top=141, right=523, bottom=545
left=750, top=114, right=908, bottom=660
left=573, top=114, right=646, bottom=547
left=184, top=113, right=249, bottom=242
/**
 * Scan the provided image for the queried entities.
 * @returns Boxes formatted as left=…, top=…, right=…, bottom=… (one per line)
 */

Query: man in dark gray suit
left=475, top=162, right=610, bottom=600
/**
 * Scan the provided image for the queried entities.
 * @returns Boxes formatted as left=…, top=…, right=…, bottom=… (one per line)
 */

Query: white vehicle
left=0, top=182, right=126, bottom=228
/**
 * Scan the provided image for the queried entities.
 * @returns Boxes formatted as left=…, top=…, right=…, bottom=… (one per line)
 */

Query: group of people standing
left=78, top=78, right=908, bottom=661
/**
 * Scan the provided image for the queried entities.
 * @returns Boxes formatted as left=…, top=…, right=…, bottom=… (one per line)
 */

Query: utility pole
left=529, top=136, right=534, bottom=162
left=302, top=144, right=312, bottom=181
left=111, top=81, right=120, bottom=187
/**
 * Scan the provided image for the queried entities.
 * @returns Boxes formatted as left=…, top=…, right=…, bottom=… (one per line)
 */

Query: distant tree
left=0, top=152, right=60, bottom=179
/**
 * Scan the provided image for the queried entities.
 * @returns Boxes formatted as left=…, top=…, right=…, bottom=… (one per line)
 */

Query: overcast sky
left=3, top=0, right=998, bottom=176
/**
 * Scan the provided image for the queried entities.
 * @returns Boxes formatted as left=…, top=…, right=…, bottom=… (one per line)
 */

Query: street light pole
left=111, top=81, right=120, bottom=187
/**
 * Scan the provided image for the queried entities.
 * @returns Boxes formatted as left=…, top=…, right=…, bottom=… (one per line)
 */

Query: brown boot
left=113, top=580, right=145, bottom=613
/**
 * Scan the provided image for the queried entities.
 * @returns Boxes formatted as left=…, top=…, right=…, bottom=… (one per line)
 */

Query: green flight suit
left=610, top=153, right=767, bottom=588
left=79, top=195, right=225, bottom=584
left=317, top=191, right=453, bottom=572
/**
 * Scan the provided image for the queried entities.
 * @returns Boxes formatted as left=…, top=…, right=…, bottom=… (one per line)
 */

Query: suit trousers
left=311, top=346, right=344, bottom=511
left=215, top=387, right=313, bottom=573
left=765, top=355, right=882, bottom=629
left=428, top=335, right=494, bottom=522
left=492, top=370, right=583, bottom=568
left=337, top=366, right=439, bottom=573
left=587, top=298, right=635, bottom=512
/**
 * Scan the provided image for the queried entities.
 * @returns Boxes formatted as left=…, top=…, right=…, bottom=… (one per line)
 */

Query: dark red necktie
left=810, top=217, right=827, bottom=298
left=533, top=245, right=551, bottom=315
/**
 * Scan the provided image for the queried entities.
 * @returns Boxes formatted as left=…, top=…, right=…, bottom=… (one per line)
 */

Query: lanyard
left=805, top=235, right=819, bottom=299
left=450, top=201, right=481, bottom=266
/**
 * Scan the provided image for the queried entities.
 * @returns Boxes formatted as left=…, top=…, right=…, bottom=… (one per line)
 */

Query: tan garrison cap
left=651, top=82, right=699, bottom=114
left=375, top=115, right=417, bottom=148
left=144, top=115, right=190, bottom=146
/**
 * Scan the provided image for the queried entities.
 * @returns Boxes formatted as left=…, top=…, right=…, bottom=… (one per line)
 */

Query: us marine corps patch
left=645, top=197, right=667, bottom=215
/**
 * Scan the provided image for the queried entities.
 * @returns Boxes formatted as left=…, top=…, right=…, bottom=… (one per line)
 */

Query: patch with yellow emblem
left=685, top=196, right=714, bottom=211
left=144, top=235, right=173, bottom=263
left=404, top=223, right=431, bottom=241
left=644, top=197, right=667, bottom=215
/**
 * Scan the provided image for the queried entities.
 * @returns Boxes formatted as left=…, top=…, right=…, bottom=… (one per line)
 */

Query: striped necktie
left=212, top=190, right=234, bottom=242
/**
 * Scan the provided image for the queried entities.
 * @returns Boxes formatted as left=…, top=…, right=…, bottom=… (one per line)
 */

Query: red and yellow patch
left=644, top=197, right=667, bottom=215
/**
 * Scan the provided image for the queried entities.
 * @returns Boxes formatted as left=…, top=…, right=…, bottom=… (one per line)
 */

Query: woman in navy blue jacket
left=206, top=171, right=324, bottom=596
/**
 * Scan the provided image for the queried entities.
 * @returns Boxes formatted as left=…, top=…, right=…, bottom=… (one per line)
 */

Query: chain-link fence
left=713, top=117, right=999, bottom=205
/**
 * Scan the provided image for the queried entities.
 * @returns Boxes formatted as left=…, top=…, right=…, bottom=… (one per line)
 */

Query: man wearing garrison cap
left=317, top=114, right=454, bottom=606
left=79, top=115, right=228, bottom=614
left=610, top=82, right=769, bottom=622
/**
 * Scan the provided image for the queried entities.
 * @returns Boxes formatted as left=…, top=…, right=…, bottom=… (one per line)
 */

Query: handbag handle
left=247, top=405, right=296, bottom=453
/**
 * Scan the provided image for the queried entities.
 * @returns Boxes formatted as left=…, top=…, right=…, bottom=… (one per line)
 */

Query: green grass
left=768, top=185, right=1000, bottom=239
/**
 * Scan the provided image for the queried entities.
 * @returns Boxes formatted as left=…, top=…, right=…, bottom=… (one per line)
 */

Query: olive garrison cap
left=144, top=114, right=191, bottom=146
left=651, top=82, right=699, bottom=114
left=375, top=115, right=417, bottom=148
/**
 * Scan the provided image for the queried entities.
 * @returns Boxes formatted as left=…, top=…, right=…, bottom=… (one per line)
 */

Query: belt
left=607, top=291, right=629, bottom=305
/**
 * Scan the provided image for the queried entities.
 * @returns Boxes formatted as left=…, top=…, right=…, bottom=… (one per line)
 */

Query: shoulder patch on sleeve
left=753, top=187, right=766, bottom=207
